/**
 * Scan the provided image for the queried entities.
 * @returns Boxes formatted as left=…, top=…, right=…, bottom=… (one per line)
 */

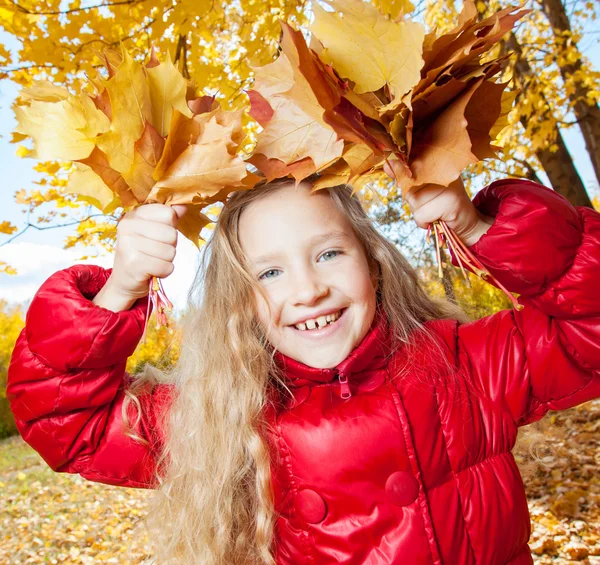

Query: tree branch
left=0, top=214, right=111, bottom=247
left=8, top=0, right=147, bottom=16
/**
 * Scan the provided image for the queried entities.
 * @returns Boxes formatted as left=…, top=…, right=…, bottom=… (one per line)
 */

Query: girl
left=6, top=174, right=600, bottom=565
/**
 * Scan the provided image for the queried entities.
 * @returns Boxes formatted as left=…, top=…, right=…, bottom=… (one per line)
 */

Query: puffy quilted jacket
left=7, top=180, right=600, bottom=564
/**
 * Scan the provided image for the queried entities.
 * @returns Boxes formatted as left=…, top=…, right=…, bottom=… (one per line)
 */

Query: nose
left=289, top=266, right=329, bottom=306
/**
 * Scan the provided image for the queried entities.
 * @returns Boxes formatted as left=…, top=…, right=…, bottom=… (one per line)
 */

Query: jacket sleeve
left=448, top=179, right=600, bottom=427
left=6, top=264, right=174, bottom=488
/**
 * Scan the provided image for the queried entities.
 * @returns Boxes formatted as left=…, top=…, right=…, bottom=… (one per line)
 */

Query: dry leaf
left=146, top=55, right=193, bottom=136
left=122, top=121, right=166, bottom=202
left=310, top=0, right=425, bottom=111
left=402, top=79, right=483, bottom=192
left=97, top=49, right=151, bottom=174
left=66, top=163, right=118, bottom=212
left=250, top=50, right=343, bottom=169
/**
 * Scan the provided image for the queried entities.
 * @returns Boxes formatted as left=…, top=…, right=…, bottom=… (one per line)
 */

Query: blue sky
left=0, top=18, right=599, bottom=310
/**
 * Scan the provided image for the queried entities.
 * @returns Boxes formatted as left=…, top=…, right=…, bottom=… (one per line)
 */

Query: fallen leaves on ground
left=1, top=399, right=598, bottom=564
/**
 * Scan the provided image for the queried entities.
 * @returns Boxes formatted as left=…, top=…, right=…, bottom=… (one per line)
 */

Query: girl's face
left=239, top=181, right=378, bottom=369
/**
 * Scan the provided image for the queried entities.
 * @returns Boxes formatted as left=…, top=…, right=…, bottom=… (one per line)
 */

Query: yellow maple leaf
left=66, top=163, right=119, bottom=212
left=146, top=55, right=193, bottom=137
left=150, top=115, right=259, bottom=204
left=97, top=49, right=151, bottom=175
left=251, top=52, right=343, bottom=168
left=0, top=221, right=17, bottom=235
left=310, top=0, right=425, bottom=110
left=14, top=85, right=110, bottom=161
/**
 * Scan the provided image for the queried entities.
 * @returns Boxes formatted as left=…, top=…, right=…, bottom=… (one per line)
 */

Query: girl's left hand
left=404, top=178, right=494, bottom=247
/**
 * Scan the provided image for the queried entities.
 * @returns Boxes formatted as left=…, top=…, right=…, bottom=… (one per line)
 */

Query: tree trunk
left=505, top=33, right=594, bottom=208
left=539, top=0, right=600, bottom=186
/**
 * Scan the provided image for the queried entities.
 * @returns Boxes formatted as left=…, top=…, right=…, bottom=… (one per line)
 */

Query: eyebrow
left=250, top=230, right=351, bottom=266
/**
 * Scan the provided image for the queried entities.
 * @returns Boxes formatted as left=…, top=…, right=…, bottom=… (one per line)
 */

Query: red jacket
left=7, top=180, right=600, bottom=564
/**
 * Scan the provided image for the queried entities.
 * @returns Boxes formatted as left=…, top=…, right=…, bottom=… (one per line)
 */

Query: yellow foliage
left=0, top=300, right=24, bottom=437
left=421, top=264, right=513, bottom=320
left=0, top=221, right=17, bottom=235
left=126, top=312, right=181, bottom=376
left=0, top=261, right=17, bottom=275
left=311, top=0, right=425, bottom=107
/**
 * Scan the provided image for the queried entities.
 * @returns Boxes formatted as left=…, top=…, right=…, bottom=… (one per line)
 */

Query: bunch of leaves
left=14, top=47, right=260, bottom=250
left=247, top=0, right=528, bottom=309
left=247, top=0, right=528, bottom=198
left=13, top=46, right=263, bottom=328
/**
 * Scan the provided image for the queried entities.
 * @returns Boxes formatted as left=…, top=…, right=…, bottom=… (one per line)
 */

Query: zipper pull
left=338, top=372, right=352, bottom=400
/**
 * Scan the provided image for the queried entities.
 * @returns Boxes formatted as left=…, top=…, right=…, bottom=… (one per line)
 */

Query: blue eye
left=259, top=269, right=280, bottom=281
left=258, top=250, right=342, bottom=281
left=320, top=249, right=342, bottom=261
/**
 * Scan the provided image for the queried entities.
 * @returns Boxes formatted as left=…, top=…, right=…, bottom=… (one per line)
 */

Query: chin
left=301, top=346, right=351, bottom=369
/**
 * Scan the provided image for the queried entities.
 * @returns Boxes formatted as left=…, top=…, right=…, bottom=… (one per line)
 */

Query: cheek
left=254, top=289, right=278, bottom=334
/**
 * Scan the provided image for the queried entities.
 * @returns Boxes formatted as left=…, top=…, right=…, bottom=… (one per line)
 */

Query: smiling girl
left=7, top=174, right=600, bottom=565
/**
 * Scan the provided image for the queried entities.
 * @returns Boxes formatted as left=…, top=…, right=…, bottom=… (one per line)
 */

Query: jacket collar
left=272, top=307, right=392, bottom=387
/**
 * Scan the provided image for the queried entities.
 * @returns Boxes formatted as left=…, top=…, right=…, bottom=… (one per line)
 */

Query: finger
left=405, top=184, right=448, bottom=213
left=172, top=204, right=188, bottom=220
left=412, top=189, right=462, bottom=229
left=130, top=203, right=179, bottom=226
left=135, top=252, right=175, bottom=280
left=125, top=219, right=178, bottom=246
left=132, top=236, right=177, bottom=263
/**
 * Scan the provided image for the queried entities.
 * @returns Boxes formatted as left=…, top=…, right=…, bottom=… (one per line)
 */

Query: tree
left=504, top=32, right=593, bottom=207
left=538, top=0, right=600, bottom=187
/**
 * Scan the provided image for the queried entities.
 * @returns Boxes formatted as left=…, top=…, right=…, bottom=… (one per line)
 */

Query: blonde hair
left=122, top=176, right=470, bottom=564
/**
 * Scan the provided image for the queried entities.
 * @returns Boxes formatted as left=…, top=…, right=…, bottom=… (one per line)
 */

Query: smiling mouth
left=289, top=307, right=347, bottom=332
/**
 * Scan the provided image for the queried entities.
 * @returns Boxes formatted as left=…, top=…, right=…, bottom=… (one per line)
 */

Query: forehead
left=238, top=183, right=355, bottom=259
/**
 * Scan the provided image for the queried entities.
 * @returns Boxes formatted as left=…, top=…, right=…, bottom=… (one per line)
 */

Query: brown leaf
left=79, top=147, right=138, bottom=207
left=175, top=203, right=213, bottom=249
left=248, top=154, right=317, bottom=183
left=188, top=95, right=217, bottom=115
left=401, top=79, right=483, bottom=194
left=464, top=80, right=509, bottom=160
left=154, top=110, right=205, bottom=181
left=149, top=114, right=260, bottom=204
left=122, top=121, right=166, bottom=202
left=247, top=90, right=275, bottom=126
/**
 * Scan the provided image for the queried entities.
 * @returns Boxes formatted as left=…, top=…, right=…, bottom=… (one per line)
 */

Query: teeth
left=294, top=309, right=343, bottom=331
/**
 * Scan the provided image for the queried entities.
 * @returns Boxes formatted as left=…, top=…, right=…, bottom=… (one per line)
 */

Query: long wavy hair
left=122, top=176, right=470, bottom=564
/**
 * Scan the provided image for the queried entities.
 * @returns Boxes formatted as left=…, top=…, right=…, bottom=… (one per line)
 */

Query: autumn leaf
left=0, top=221, right=17, bottom=235
left=175, top=203, right=213, bottom=249
left=14, top=84, right=110, bottom=161
left=372, top=0, right=415, bottom=19
left=65, top=163, right=119, bottom=212
left=146, top=55, right=193, bottom=136
left=79, top=147, right=137, bottom=208
left=122, top=121, right=166, bottom=202
left=149, top=113, right=259, bottom=204
left=401, top=80, right=483, bottom=193
left=250, top=49, right=343, bottom=169
left=310, top=0, right=425, bottom=111
left=96, top=49, right=151, bottom=174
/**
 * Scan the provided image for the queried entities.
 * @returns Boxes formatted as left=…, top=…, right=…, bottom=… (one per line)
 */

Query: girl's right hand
left=93, top=204, right=187, bottom=312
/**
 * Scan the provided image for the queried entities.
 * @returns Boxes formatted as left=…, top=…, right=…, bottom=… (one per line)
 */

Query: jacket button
left=385, top=471, right=419, bottom=507
left=295, top=489, right=327, bottom=524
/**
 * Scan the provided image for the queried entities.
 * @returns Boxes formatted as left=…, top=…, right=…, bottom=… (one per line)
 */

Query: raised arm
left=6, top=264, right=174, bottom=488
left=447, top=179, right=600, bottom=427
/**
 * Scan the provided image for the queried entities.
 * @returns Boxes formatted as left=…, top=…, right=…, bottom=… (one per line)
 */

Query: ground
left=1, top=399, right=599, bottom=564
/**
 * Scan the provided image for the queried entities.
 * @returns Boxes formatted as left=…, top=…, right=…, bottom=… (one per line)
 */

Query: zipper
left=338, top=372, right=352, bottom=400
